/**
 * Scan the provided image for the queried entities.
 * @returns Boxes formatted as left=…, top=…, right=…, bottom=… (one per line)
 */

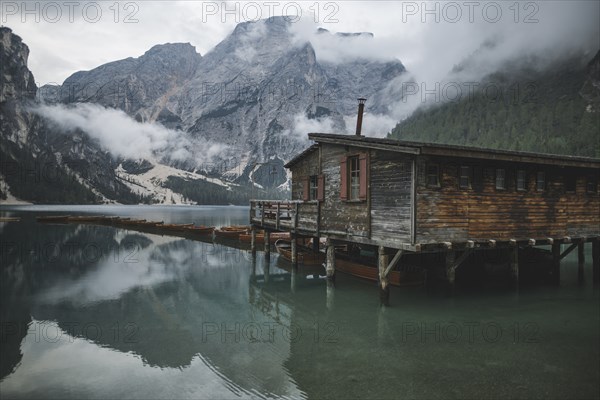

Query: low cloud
left=32, top=103, right=228, bottom=165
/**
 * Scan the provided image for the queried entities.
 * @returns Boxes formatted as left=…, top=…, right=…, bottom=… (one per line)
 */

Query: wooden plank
left=384, top=249, right=404, bottom=277
left=559, top=243, right=578, bottom=260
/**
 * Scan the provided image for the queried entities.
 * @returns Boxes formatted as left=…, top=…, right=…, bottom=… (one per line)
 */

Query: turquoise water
left=0, top=205, right=598, bottom=399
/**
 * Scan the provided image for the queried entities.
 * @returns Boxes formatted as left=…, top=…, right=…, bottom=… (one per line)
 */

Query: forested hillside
left=389, top=52, right=600, bottom=158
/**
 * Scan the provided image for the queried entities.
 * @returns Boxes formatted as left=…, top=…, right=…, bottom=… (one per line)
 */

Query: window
left=309, top=175, right=318, bottom=200
left=303, top=175, right=324, bottom=201
left=473, top=166, right=484, bottom=191
left=536, top=171, right=546, bottom=191
left=459, top=166, right=472, bottom=189
left=516, top=170, right=527, bottom=191
left=588, top=175, right=598, bottom=193
left=565, top=175, right=576, bottom=193
left=426, top=164, right=440, bottom=187
left=340, top=153, right=368, bottom=201
left=495, top=169, right=506, bottom=190
left=349, top=156, right=360, bottom=200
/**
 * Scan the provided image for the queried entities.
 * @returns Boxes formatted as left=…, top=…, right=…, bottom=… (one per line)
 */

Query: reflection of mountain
left=1, top=220, right=303, bottom=397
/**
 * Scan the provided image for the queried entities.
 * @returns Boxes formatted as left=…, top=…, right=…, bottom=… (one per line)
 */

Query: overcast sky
left=2, top=1, right=599, bottom=86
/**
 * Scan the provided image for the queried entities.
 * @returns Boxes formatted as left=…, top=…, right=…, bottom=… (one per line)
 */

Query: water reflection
left=0, top=206, right=599, bottom=399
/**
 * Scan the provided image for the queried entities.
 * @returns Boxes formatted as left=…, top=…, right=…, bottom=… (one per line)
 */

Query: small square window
left=516, top=170, right=527, bottom=191
left=495, top=169, right=506, bottom=190
left=427, top=164, right=440, bottom=187
left=536, top=171, right=546, bottom=191
left=459, top=166, right=472, bottom=190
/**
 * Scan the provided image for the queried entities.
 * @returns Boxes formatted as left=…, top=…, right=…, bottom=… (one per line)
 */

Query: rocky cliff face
left=0, top=27, right=37, bottom=144
left=0, top=27, right=147, bottom=204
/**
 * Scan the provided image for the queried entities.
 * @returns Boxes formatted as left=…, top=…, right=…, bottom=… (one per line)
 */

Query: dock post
left=264, top=254, right=270, bottom=284
left=291, top=233, right=298, bottom=268
left=326, top=238, right=336, bottom=281
left=290, top=267, right=297, bottom=293
left=593, top=239, right=599, bottom=284
left=578, top=240, right=585, bottom=283
left=551, top=243, right=561, bottom=284
left=445, top=250, right=456, bottom=287
left=264, top=230, right=271, bottom=260
left=378, top=246, right=390, bottom=306
left=509, top=245, right=519, bottom=286
left=250, top=227, right=257, bottom=256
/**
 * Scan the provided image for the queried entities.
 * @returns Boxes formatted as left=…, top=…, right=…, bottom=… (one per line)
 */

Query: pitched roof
left=285, top=133, right=600, bottom=169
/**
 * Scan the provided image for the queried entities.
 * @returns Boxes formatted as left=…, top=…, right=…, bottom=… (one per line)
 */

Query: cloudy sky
left=2, top=1, right=599, bottom=86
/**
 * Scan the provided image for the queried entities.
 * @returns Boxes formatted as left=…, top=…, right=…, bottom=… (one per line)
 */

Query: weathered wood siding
left=320, top=145, right=369, bottom=237
left=290, top=145, right=413, bottom=242
left=415, top=157, right=600, bottom=243
left=370, top=150, right=413, bottom=243
left=290, top=150, right=319, bottom=201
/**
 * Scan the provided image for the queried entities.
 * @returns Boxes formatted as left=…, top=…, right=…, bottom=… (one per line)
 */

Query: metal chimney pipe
left=355, top=97, right=366, bottom=136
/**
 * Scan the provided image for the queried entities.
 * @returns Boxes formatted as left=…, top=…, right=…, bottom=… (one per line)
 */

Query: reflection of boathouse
left=250, top=99, right=600, bottom=300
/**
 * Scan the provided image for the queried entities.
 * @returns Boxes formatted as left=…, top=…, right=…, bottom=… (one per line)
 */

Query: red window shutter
left=340, top=157, right=348, bottom=200
left=302, top=177, right=309, bottom=201
left=359, top=153, right=368, bottom=200
left=317, top=175, right=325, bottom=202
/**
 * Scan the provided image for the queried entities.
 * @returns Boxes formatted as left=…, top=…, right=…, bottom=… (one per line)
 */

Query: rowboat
left=214, top=226, right=249, bottom=238
left=67, top=215, right=107, bottom=222
left=334, top=253, right=425, bottom=287
left=161, top=223, right=194, bottom=231
left=136, top=220, right=164, bottom=227
left=239, top=231, right=290, bottom=243
left=36, top=215, right=71, bottom=223
left=117, top=219, right=147, bottom=226
left=275, top=239, right=326, bottom=266
left=183, top=225, right=215, bottom=235
left=0, top=217, right=20, bottom=222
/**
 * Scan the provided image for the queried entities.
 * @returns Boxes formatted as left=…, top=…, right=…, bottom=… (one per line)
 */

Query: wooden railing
left=250, top=200, right=320, bottom=233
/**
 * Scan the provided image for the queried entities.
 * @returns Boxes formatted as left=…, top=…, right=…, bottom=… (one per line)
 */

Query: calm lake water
left=1, top=205, right=598, bottom=399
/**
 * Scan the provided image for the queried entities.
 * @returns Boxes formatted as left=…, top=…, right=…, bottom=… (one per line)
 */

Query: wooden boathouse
left=250, top=101, right=600, bottom=303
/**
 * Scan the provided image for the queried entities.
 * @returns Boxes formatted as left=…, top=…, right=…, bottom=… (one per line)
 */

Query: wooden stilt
left=326, top=279, right=335, bottom=310
left=250, top=227, right=257, bottom=255
left=263, top=253, right=270, bottom=284
left=291, top=234, right=298, bottom=268
left=445, top=250, right=456, bottom=285
left=578, top=241, right=585, bottom=283
left=312, top=236, right=319, bottom=254
left=264, top=230, right=270, bottom=258
left=592, top=239, right=599, bottom=284
left=326, top=238, right=335, bottom=280
left=509, top=245, right=519, bottom=285
left=551, top=243, right=561, bottom=284
left=290, top=268, right=297, bottom=293
left=378, top=246, right=390, bottom=306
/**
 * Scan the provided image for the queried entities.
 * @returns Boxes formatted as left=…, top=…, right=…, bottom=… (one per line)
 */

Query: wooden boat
left=275, top=239, right=326, bottom=266
left=117, top=219, right=147, bottom=226
left=136, top=220, right=164, bottom=227
left=67, top=215, right=107, bottom=223
left=0, top=217, right=20, bottom=222
left=214, top=226, right=249, bottom=238
left=183, top=225, right=214, bottom=235
left=239, top=231, right=290, bottom=243
left=36, top=215, right=71, bottom=223
left=161, top=223, right=194, bottom=231
left=334, top=253, right=425, bottom=287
